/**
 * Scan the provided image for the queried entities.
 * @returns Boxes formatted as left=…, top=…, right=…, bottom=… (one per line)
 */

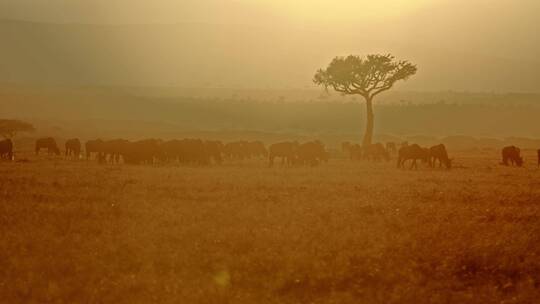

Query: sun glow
left=239, top=0, right=437, bottom=25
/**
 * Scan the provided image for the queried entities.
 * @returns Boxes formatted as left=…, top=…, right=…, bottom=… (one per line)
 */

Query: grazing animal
left=268, top=141, right=298, bottom=167
left=160, top=139, right=183, bottom=163
left=65, top=138, right=81, bottom=158
left=429, top=144, right=452, bottom=169
left=205, top=140, right=224, bottom=164
left=246, top=141, right=268, bottom=159
left=501, top=146, right=523, bottom=167
left=85, top=139, right=105, bottom=160
left=342, top=142, right=352, bottom=159
left=0, top=138, right=13, bottom=160
left=123, top=139, right=161, bottom=165
left=295, top=140, right=328, bottom=166
left=348, top=144, right=363, bottom=160
left=35, top=137, right=60, bottom=156
left=364, top=143, right=390, bottom=161
left=161, top=138, right=209, bottom=165
left=223, top=141, right=249, bottom=160
left=397, top=144, right=430, bottom=169
left=386, top=142, right=397, bottom=154
left=538, top=149, right=540, bottom=167
left=103, top=139, right=131, bottom=164
left=183, top=139, right=210, bottom=165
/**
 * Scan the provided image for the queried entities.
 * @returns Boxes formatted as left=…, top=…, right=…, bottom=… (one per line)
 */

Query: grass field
left=2, top=151, right=540, bottom=303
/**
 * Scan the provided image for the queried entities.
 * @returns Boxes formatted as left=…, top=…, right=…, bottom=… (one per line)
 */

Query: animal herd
left=85, top=138, right=266, bottom=165
left=0, top=137, right=328, bottom=167
left=344, top=141, right=539, bottom=169
left=343, top=141, right=452, bottom=169
left=0, top=137, right=539, bottom=169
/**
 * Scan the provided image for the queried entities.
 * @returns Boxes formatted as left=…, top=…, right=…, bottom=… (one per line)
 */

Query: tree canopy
left=0, top=119, right=35, bottom=138
left=313, top=54, right=417, bottom=100
left=314, top=54, right=417, bottom=145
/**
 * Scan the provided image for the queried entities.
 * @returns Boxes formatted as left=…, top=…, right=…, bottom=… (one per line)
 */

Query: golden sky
left=242, top=0, right=438, bottom=22
left=1, top=0, right=539, bottom=91
left=0, top=0, right=478, bottom=25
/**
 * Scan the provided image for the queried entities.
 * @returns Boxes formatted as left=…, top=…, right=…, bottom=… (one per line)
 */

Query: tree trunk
left=362, top=97, right=374, bottom=146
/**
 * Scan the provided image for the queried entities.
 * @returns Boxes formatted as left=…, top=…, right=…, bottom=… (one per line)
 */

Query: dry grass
left=1, top=152, right=540, bottom=303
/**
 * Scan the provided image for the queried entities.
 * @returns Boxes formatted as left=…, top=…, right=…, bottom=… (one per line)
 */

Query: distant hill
left=1, top=84, right=540, bottom=145
left=1, top=19, right=540, bottom=92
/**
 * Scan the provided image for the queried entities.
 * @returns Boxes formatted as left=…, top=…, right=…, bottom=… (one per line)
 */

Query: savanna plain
left=2, top=150, right=540, bottom=304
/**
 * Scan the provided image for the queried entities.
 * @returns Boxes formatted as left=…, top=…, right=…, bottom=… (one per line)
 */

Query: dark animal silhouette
left=160, top=139, right=183, bottom=163
left=0, top=138, right=13, bottom=160
left=35, top=137, right=60, bottom=156
left=429, top=144, right=452, bottom=169
left=103, top=139, right=131, bottom=164
left=183, top=139, right=210, bottom=165
left=85, top=139, right=105, bottom=160
left=223, top=141, right=249, bottom=160
left=348, top=144, right=363, bottom=160
left=161, top=139, right=210, bottom=165
left=269, top=141, right=298, bottom=167
left=246, top=141, right=268, bottom=159
left=501, top=146, right=523, bottom=167
left=123, top=139, right=161, bottom=165
left=342, top=142, right=352, bottom=159
left=65, top=138, right=81, bottom=158
left=397, top=144, right=430, bottom=169
left=538, top=149, right=540, bottom=167
left=386, top=142, right=397, bottom=154
left=295, top=141, right=328, bottom=166
left=205, top=140, right=224, bottom=164
left=364, top=143, right=390, bottom=161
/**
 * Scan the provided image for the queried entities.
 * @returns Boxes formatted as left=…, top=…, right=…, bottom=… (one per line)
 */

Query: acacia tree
left=314, top=54, right=417, bottom=146
left=0, top=119, right=35, bottom=139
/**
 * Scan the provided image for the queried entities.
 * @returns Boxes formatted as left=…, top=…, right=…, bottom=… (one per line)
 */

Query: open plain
left=2, top=150, right=540, bottom=303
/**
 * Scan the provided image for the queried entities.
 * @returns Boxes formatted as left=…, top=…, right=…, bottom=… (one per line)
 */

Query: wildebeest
left=85, top=139, right=105, bottom=160
left=35, top=137, right=60, bottom=156
left=397, top=144, right=430, bottom=169
left=386, top=142, right=397, bottom=154
left=295, top=140, right=328, bottom=166
left=342, top=142, right=352, bottom=158
left=347, top=144, right=363, bottom=160
left=160, top=139, right=184, bottom=163
left=161, top=138, right=210, bottom=165
left=501, top=146, right=523, bottom=167
left=364, top=143, right=390, bottom=161
left=0, top=138, right=13, bottom=160
left=429, top=144, right=452, bottom=169
left=222, top=141, right=267, bottom=161
left=269, top=141, right=298, bottom=167
left=123, top=139, right=161, bottom=165
left=103, top=139, right=131, bottom=164
left=183, top=139, right=210, bottom=165
left=246, top=141, right=268, bottom=159
left=205, top=140, right=224, bottom=164
left=223, top=141, right=248, bottom=160
left=65, top=138, right=81, bottom=158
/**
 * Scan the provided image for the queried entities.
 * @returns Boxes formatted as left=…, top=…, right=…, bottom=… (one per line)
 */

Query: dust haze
left=2, top=1, right=540, bottom=304
left=1, top=0, right=539, bottom=91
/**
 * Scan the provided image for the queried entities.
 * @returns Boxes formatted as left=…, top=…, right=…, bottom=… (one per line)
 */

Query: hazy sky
left=0, top=0, right=440, bottom=25
left=1, top=0, right=539, bottom=91
left=2, top=0, right=537, bottom=61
